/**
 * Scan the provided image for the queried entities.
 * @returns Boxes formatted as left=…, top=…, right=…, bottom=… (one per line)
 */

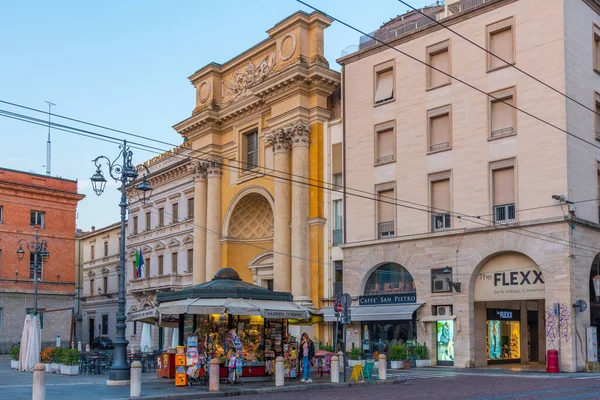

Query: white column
left=204, top=157, right=222, bottom=280
left=266, top=128, right=292, bottom=292
left=192, top=162, right=207, bottom=284
left=290, top=121, right=312, bottom=305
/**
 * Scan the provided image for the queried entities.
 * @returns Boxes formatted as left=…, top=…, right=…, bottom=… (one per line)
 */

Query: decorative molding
left=308, top=217, right=326, bottom=227
left=288, top=121, right=311, bottom=148
left=168, top=238, right=181, bottom=247
left=202, top=156, right=223, bottom=177
left=222, top=52, right=276, bottom=98
left=155, top=241, right=166, bottom=251
left=265, top=128, right=292, bottom=153
left=182, top=234, right=194, bottom=244
left=191, top=160, right=207, bottom=181
left=197, top=80, right=211, bottom=104
left=278, top=33, right=297, bottom=61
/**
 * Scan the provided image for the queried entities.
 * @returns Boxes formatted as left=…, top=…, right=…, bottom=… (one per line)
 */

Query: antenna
left=45, top=101, right=56, bottom=176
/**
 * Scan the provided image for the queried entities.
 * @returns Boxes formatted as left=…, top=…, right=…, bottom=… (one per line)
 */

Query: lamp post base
left=106, top=338, right=130, bottom=385
left=106, top=378, right=130, bottom=386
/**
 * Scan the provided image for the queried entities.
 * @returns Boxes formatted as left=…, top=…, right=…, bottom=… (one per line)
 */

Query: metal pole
left=343, top=323, right=346, bottom=382
left=108, top=140, right=131, bottom=382
left=34, top=230, right=39, bottom=316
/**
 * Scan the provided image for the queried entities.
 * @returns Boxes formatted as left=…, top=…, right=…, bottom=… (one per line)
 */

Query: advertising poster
left=436, top=320, right=454, bottom=364
left=488, top=320, right=501, bottom=359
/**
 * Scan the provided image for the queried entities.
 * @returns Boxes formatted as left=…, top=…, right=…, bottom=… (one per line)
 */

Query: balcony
left=494, top=203, right=515, bottom=224
left=129, top=273, right=192, bottom=293
left=378, top=221, right=395, bottom=239
left=431, top=213, right=451, bottom=232
left=332, top=229, right=343, bottom=246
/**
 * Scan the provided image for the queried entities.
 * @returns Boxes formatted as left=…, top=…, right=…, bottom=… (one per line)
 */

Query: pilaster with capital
left=203, top=156, right=223, bottom=280
left=266, top=129, right=293, bottom=292
left=191, top=161, right=207, bottom=284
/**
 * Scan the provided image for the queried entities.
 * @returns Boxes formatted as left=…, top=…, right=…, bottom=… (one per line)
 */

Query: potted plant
left=10, top=346, right=19, bottom=369
left=389, top=345, right=406, bottom=369
left=60, top=349, right=80, bottom=375
left=41, top=348, right=55, bottom=373
left=414, top=344, right=431, bottom=368
left=347, top=347, right=364, bottom=367
left=52, top=347, right=64, bottom=373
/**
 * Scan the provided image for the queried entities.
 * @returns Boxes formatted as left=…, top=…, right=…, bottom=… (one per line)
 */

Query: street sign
left=553, top=303, right=560, bottom=316
left=336, top=302, right=343, bottom=313
left=56, top=333, right=61, bottom=348
left=342, top=293, right=352, bottom=313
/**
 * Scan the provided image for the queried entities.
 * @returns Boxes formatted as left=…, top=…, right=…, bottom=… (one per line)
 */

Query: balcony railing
left=432, top=213, right=451, bottom=232
left=378, top=221, right=395, bottom=238
left=491, top=126, right=514, bottom=138
left=376, top=154, right=395, bottom=164
left=129, top=273, right=192, bottom=293
left=430, top=142, right=450, bottom=152
left=494, top=203, right=515, bottom=224
left=332, top=173, right=343, bottom=190
left=333, top=229, right=343, bottom=246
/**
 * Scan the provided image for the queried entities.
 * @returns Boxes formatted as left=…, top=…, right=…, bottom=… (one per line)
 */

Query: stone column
left=266, top=128, right=292, bottom=292
left=290, top=121, right=312, bottom=305
left=191, top=162, right=208, bottom=284
left=204, top=157, right=222, bottom=280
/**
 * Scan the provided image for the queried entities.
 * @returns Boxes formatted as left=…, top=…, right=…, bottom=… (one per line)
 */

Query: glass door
left=436, top=320, right=454, bottom=366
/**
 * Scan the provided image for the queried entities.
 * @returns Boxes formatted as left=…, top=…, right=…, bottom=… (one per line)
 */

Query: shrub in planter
left=348, top=347, right=365, bottom=367
left=10, top=346, right=19, bottom=369
left=52, top=347, right=65, bottom=373
left=60, top=349, right=80, bottom=375
left=41, top=348, right=55, bottom=373
left=319, top=343, right=335, bottom=352
left=413, top=344, right=431, bottom=367
left=389, top=345, right=406, bottom=369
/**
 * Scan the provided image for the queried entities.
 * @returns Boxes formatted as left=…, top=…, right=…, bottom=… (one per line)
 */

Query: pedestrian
left=298, top=332, right=315, bottom=383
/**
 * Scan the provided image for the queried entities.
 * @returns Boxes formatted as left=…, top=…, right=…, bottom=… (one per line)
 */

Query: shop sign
left=474, top=255, right=545, bottom=302
left=128, top=308, right=158, bottom=321
left=358, top=293, right=417, bottom=305
left=486, top=308, right=520, bottom=321
left=263, top=310, right=307, bottom=319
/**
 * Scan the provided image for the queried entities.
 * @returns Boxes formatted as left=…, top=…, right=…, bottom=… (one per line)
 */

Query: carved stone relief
left=288, top=121, right=311, bottom=148
left=222, top=53, right=276, bottom=99
left=197, top=80, right=211, bottom=104
left=191, top=161, right=208, bottom=181
left=201, top=156, right=223, bottom=177
left=265, top=128, right=292, bottom=153
left=278, top=33, right=297, bottom=61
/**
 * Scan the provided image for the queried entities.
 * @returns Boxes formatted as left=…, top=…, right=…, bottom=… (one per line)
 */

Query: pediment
left=168, top=238, right=181, bottom=248
left=182, top=234, right=194, bottom=244
left=155, top=241, right=166, bottom=251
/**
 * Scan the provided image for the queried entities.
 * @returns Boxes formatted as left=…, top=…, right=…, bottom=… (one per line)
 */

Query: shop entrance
left=89, top=318, right=95, bottom=344
left=487, top=309, right=521, bottom=364
left=527, top=311, right=539, bottom=362
left=361, top=320, right=415, bottom=359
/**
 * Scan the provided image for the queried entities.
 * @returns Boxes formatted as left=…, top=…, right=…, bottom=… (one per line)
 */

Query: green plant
left=40, top=348, right=56, bottom=363
left=10, top=346, right=20, bottom=361
left=54, top=347, right=66, bottom=364
left=62, top=349, right=81, bottom=366
left=413, top=344, right=429, bottom=360
left=349, top=347, right=362, bottom=360
left=389, top=345, right=406, bottom=361
left=319, top=344, right=334, bottom=352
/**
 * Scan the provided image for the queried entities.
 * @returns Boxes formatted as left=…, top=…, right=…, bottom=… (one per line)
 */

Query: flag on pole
left=137, top=248, right=144, bottom=279
left=134, top=249, right=140, bottom=279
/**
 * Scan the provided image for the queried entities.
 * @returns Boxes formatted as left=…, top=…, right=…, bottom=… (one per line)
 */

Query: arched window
left=364, top=263, right=415, bottom=296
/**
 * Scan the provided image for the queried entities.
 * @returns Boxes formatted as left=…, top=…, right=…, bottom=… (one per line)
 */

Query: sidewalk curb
left=130, top=379, right=408, bottom=399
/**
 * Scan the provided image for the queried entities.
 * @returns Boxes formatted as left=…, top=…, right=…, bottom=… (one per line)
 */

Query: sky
left=0, top=0, right=432, bottom=231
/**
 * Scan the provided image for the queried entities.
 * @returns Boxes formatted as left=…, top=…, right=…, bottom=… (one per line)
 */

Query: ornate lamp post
left=90, top=140, right=152, bottom=384
left=16, top=230, right=50, bottom=316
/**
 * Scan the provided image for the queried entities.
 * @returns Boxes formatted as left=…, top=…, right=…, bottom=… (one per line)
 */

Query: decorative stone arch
left=360, top=262, right=416, bottom=296
left=128, top=305, right=138, bottom=314
left=223, top=186, right=274, bottom=240
left=247, top=251, right=274, bottom=287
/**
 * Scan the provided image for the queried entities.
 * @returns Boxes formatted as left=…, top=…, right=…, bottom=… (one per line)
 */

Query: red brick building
left=0, top=167, right=84, bottom=352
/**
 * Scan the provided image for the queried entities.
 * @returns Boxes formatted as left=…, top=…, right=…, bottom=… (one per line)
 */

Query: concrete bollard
left=337, top=351, right=344, bottom=368
left=130, top=361, right=142, bottom=398
left=275, top=356, right=284, bottom=387
left=85, top=344, right=90, bottom=353
left=77, top=341, right=82, bottom=352
left=378, top=354, right=387, bottom=380
left=330, top=355, right=339, bottom=383
left=209, top=358, right=220, bottom=392
left=33, top=363, right=46, bottom=400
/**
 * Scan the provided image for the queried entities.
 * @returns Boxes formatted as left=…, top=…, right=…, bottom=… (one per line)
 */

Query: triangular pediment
left=168, top=238, right=181, bottom=248
left=182, top=234, right=194, bottom=244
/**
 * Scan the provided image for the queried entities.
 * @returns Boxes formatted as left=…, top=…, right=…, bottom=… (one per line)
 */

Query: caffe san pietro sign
left=359, top=293, right=417, bottom=305
left=474, top=260, right=545, bottom=302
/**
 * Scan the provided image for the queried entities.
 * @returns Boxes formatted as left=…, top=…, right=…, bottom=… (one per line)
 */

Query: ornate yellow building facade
left=173, top=11, right=340, bottom=337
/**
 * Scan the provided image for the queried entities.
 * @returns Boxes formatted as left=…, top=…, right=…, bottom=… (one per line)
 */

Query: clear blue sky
left=0, top=0, right=431, bottom=231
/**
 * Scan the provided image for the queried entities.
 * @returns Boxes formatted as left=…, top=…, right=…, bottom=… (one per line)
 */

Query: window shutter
left=374, top=70, right=393, bottom=103
left=492, top=97, right=513, bottom=134
left=491, top=28, right=513, bottom=68
left=332, top=143, right=343, bottom=175
left=377, top=128, right=394, bottom=160
left=377, top=190, right=395, bottom=222
left=432, top=179, right=450, bottom=211
left=430, top=114, right=450, bottom=148
left=493, top=168, right=515, bottom=205
left=430, top=50, right=450, bottom=87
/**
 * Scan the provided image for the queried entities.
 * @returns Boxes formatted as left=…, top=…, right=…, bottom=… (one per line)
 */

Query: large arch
left=360, top=262, right=416, bottom=297
left=222, top=186, right=274, bottom=240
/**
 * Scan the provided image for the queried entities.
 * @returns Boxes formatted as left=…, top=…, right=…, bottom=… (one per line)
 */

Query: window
left=243, top=129, right=259, bottom=170
left=91, top=245, right=95, bottom=260
left=374, top=120, right=395, bottom=165
left=332, top=199, right=343, bottom=246
left=430, top=172, right=451, bottom=232
left=334, top=261, right=343, bottom=296
left=427, top=40, right=451, bottom=89
left=428, top=105, right=452, bottom=153
left=595, top=93, right=600, bottom=140
left=172, top=203, right=179, bottom=223
left=102, top=315, right=108, bottom=335
left=364, top=263, right=415, bottom=295
left=0, top=308, right=3, bottom=329
left=374, top=60, right=394, bottom=105
left=332, top=143, right=343, bottom=189
left=30, top=211, right=45, bottom=228
left=187, top=249, right=193, bottom=274
left=103, top=276, right=108, bottom=293
left=594, top=24, right=600, bottom=72
left=491, top=160, right=516, bottom=224
left=104, top=242, right=108, bottom=257
left=487, top=17, right=515, bottom=71
left=145, top=211, right=151, bottom=231
left=171, top=252, right=178, bottom=274
left=262, top=279, right=274, bottom=291
left=0, top=205, right=3, bottom=223
left=490, top=87, right=516, bottom=138
left=187, top=198, right=194, bottom=219
left=376, top=183, right=395, bottom=239
left=431, top=268, right=452, bottom=293
left=29, top=253, right=42, bottom=280
left=133, top=216, right=138, bottom=234
left=90, top=278, right=94, bottom=296
left=133, top=321, right=137, bottom=335
left=158, top=207, right=165, bottom=226
left=158, top=255, right=164, bottom=276
left=145, top=258, right=150, bottom=278
left=26, top=309, right=44, bottom=329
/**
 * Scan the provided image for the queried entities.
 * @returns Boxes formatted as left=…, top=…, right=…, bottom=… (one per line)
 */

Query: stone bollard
left=77, top=342, right=82, bottom=352
left=33, top=363, right=46, bottom=400
left=330, top=355, right=339, bottom=383
left=378, top=354, right=387, bottom=380
left=85, top=344, right=90, bottom=353
left=209, top=358, right=220, bottom=392
left=130, top=361, right=142, bottom=398
left=275, top=356, right=284, bottom=387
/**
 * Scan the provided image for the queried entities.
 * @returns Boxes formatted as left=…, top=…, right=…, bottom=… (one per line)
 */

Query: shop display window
left=487, top=320, right=520, bottom=361
left=436, top=320, right=454, bottom=365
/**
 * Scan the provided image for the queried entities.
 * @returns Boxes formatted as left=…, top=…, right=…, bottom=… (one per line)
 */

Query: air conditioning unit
left=433, top=278, right=450, bottom=292
left=436, top=305, right=452, bottom=316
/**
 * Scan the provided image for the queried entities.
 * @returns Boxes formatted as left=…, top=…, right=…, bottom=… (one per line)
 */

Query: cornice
left=583, top=0, right=600, bottom=14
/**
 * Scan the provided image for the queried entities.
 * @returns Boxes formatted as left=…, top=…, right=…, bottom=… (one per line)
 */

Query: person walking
left=298, top=333, right=315, bottom=383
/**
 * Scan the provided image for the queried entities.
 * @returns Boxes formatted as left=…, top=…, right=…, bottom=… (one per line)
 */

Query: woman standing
left=298, top=333, right=315, bottom=383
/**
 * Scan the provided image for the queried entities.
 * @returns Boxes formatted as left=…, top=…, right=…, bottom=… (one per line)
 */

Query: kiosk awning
left=321, top=303, right=423, bottom=322
left=127, top=307, right=179, bottom=328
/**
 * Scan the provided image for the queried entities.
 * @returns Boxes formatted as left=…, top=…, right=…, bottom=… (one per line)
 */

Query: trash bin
left=546, top=349, right=559, bottom=373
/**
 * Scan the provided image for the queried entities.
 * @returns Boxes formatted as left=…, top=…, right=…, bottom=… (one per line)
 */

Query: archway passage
left=228, top=193, right=274, bottom=240
left=589, top=254, right=600, bottom=347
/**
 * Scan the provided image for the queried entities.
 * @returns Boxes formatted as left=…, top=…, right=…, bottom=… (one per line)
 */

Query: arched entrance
left=472, top=252, right=545, bottom=367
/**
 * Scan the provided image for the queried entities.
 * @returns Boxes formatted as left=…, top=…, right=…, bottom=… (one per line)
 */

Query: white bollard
left=77, top=342, right=82, bottom=352
left=130, top=361, right=142, bottom=398
left=275, top=356, right=285, bottom=387
left=209, top=358, right=220, bottom=392
left=85, top=344, right=90, bottom=353
left=378, top=354, right=387, bottom=380
left=330, top=355, right=339, bottom=383
left=33, top=363, right=46, bottom=400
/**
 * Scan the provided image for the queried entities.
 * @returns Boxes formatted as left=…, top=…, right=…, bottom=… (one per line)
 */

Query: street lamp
left=90, top=140, right=152, bottom=384
left=16, top=230, right=50, bottom=316
left=442, top=266, right=461, bottom=293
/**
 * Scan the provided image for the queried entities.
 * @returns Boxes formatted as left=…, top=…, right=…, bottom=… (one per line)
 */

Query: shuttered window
left=493, top=168, right=515, bottom=205
left=374, top=69, right=394, bottom=104
left=596, top=93, right=600, bottom=139
left=428, top=106, right=452, bottom=152
left=332, top=143, right=342, bottom=175
left=245, top=130, right=258, bottom=169
left=432, top=179, right=450, bottom=211
left=491, top=89, right=515, bottom=137
left=487, top=18, right=514, bottom=71
left=377, top=189, right=395, bottom=223
left=427, top=40, right=451, bottom=89
left=594, top=24, right=600, bottom=71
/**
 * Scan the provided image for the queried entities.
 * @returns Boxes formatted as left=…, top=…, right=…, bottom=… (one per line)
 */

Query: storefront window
left=487, top=309, right=520, bottom=363
left=364, top=263, right=415, bottom=295
left=361, top=320, right=416, bottom=359
left=436, top=320, right=454, bottom=365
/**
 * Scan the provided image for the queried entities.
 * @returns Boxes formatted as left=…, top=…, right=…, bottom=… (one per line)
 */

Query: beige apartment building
left=335, top=0, right=600, bottom=371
